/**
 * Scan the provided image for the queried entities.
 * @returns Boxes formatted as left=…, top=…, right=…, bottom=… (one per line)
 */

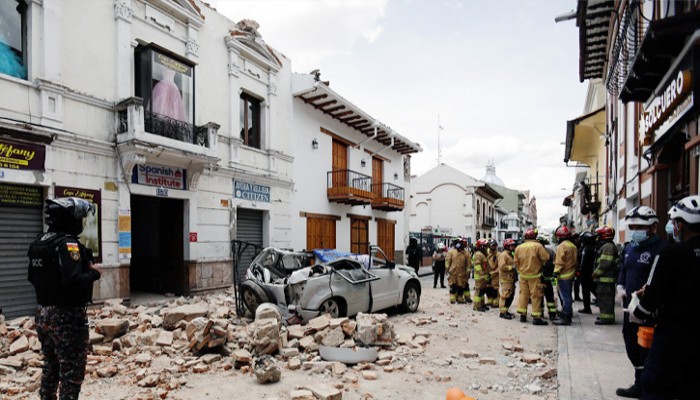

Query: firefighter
left=471, top=239, right=490, bottom=312
left=514, top=229, right=550, bottom=325
left=615, top=206, right=665, bottom=398
left=446, top=238, right=471, bottom=304
left=552, top=226, right=578, bottom=326
left=539, top=236, right=558, bottom=321
left=487, top=239, right=500, bottom=308
left=27, top=197, right=101, bottom=400
left=497, top=238, right=517, bottom=319
left=592, top=225, right=619, bottom=325
left=631, top=196, right=700, bottom=400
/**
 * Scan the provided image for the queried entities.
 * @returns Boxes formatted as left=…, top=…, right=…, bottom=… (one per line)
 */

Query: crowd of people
left=420, top=194, right=700, bottom=400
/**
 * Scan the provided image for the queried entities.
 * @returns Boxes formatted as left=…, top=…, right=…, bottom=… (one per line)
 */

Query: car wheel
left=319, top=298, right=345, bottom=318
left=241, top=280, right=269, bottom=315
left=401, top=282, right=420, bottom=312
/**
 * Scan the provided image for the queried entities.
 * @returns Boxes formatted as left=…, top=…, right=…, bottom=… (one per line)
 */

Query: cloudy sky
left=211, top=0, right=589, bottom=230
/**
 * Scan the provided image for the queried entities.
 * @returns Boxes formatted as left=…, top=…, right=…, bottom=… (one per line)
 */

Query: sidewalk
left=557, top=300, right=629, bottom=400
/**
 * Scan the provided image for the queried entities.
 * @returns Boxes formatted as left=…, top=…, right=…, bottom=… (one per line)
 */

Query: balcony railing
left=327, top=169, right=373, bottom=205
left=371, top=182, right=404, bottom=211
left=115, top=97, right=218, bottom=150
left=482, top=216, right=496, bottom=227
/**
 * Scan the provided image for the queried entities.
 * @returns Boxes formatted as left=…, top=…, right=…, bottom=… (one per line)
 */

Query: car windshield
left=281, top=253, right=306, bottom=271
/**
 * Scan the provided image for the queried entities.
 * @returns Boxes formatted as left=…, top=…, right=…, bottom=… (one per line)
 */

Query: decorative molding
left=186, top=38, right=199, bottom=57
left=189, top=164, right=212, bottom=190
left=114, top=0, right=133, bottom=22
left=228, top=62, right=240, bottom=77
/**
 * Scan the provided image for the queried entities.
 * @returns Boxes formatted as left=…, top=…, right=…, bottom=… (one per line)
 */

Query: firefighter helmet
left=523, top=229, right=537, bottom=240
left=595, top=225, right=615, bottom=240
left=625, top=206, right=659, bottom=226
left=668, top=195, right=700, bottom=225
left=555, top=226, right=572, bottom=240
left=503, top=238, right=516, bottom=248
left=475, top=238, right=489, bottom=250
left=488, top=239, right=498, bottom=248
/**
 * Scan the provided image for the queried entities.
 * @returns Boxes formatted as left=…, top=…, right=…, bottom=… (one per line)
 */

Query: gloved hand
left=616, top=285, right=626, bottom=302
left=628, top=308, right=644, bottom=324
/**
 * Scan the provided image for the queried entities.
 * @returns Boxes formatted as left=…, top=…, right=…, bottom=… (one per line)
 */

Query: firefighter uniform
left=497, top=249, right=516, bottom=315
left=487, top=248, right=500, bottom=307
left=553, top=239, right=578, bottom=323
left=446, top=246, right=471, bottom=304
left=541, top=245, right=557, bottom=320
left=593, top=240, right=619, bottom=324
left=514, top=239, right=550, bottom=323
left=472, top=249, right=490, bottom=311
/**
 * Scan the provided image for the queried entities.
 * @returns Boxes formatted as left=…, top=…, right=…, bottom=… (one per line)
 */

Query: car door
left=329, top=260, right=376, bottom=316
left=369, top=267, right=401, bottom=312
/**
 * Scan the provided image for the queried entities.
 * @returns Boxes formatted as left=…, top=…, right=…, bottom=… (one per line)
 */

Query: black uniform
left=633, top=236, right=700, bottom=400
left=541, top=245, right=557, bottom=320
left=28, top=231, right=100, bottom=400
left=406, top=239, right=422, bottom=274
left=578, top=239, right=597, bottom=312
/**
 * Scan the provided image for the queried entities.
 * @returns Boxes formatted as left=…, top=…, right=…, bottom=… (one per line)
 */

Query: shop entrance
left=130, top=195, right=186, bottom=295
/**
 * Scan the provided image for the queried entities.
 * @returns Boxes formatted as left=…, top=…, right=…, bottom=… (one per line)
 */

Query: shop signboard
left=55, top=186, right=102, bottom=263
left=639, top=70, right=693, bottom=144
left=0, top=183, right=42, bottom=208
left=0, top=138, right=45, bottom=170
left=132, top=163, right=187, bottom=190
left=234, top=180, right=270, bottom=202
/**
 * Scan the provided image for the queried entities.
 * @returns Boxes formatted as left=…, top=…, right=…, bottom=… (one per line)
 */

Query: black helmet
left=45, top=197, right=95, bottom=235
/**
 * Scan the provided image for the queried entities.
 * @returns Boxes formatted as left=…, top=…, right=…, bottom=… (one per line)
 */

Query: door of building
left=130, top=195, right=185, bottom=295
left=372, top=157, right=383, bottom=197
left=235, top=208, right=264, bottom=280
left=0, top=185, right=43, bottom=318
left=306, top=217, right=336, bottom=250
left=332, top=139, right=348, bottom=188
left=376, top=219, right=395, bottom=261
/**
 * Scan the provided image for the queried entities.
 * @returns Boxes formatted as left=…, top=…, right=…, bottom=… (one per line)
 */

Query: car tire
left=241, top=280, right=269, bottom=315
left=319, top=298, right=345, bottom=318
left=401, top=282, right=421, bottom=312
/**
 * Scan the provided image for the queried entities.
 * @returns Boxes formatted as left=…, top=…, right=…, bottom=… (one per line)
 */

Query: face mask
left=629, top=229, right=649, bottom=244
left=665, top=220, right=674, bottom=236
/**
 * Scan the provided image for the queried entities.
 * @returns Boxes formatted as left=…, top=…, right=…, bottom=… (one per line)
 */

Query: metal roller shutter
left=0, top=206, right=43, bottom=318
left=235, top=209, right=263, bottom=280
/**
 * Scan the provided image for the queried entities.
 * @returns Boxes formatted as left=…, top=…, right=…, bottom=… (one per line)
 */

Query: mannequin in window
left=150, top=68, right=186, bottom=122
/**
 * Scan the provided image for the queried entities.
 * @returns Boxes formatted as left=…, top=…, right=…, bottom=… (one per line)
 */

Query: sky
left=211, top=0, right=589, bottom=230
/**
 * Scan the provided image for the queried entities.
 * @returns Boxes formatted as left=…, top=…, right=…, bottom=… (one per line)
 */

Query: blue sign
left=234, top=180, right=270, bottom=202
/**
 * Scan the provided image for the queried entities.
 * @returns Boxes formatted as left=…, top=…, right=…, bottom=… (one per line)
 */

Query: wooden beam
left=341, top=115, right=362, bottom=123
left=303, top=93, right=328, bottom=103
left=332, top=110, right=353, bottom=118
left=300, top=211, right=341, bottom=221
left=320, top=127, right=357, bottom=147
left=325, top=105, right=346, bottom=113
left=348, top=119, right=368, bottom=127
left=314, top=99, right=337, bottom=109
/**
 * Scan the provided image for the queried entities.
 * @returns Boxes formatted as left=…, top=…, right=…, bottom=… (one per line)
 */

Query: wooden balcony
left=327, top=169, right=374, bottom=205
left=371, top=182, right=404, bottom=211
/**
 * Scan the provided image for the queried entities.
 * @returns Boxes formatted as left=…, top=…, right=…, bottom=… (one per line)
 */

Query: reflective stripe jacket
left=554, top=240, right=578, bottom=280
left=472, top=250, right=489, bottom=281
left=497, top=250, right=516, bottom=282
left=447, top=248, right=470, bottom=280
left=593, top=241, right=619, bottom=283
left=513, top=240, right=550, bottom=278
left=487, top=249, right=499, bottom=277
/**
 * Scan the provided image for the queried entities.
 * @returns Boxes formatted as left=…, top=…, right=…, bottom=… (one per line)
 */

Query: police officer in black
left=28, top=197, right=100, bottom=400
left=631, top=195, right=700, bottom=400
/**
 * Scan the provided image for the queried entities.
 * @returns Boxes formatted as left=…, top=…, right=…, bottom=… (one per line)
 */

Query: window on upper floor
left=135, top=44, right=195, bottom=142
left=0, top=0, right=27, bottom=80
left=240, top=92, right=261, bottom=149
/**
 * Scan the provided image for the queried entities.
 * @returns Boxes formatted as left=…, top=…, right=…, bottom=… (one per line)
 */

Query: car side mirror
left=387, top=261, right=395, bottom=270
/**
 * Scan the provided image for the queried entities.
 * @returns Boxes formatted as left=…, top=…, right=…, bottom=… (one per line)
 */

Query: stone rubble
left=0, top=290, right=560, bottom=399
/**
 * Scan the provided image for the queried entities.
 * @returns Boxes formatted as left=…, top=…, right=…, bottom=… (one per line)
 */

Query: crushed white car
left=240, top=245, right=421, bottom=323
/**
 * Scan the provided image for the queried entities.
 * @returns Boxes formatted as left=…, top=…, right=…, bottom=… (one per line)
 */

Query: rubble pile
left=0, top=294, right=410, bottom=399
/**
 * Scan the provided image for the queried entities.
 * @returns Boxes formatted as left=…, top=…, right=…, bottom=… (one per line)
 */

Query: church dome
left=482, top=160, right=505, bottom=187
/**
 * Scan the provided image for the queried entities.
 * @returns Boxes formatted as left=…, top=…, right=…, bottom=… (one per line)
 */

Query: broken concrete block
left=233, top=349, right=252, bottom=369
left=479, top=357, right=497, bottom=365
left=200, top=354, right=221, bottom=365
left=361, top=370, right=377, bottom=380
left=279, top=347, right=300, bottom=359
left=247, top=318, right=281, bottom=356
left=162, top=304, right=208, bottom=330
left=341, top=320, right=356, bottom=337
left=95, top=319, right=129, bottom=339
left=254, top=355, right=281, bottom=384
left=156, top=330, right=174, bottom=347
left=521, top=353, right=541, bottom=364
left=287, top=357, right=302, bottom=370
left=9, top=335, right=28, bottom=355
left=305, top=383, right=342, bottom=400
left=321, top=327, right=345, bottom=347
left=290, top=389, right=315, bottom=400
left=288, top=324, right=305, bottom=339
left=255, top=303, right=282, bottom=324
left=308, top=314, right=331, bottom=332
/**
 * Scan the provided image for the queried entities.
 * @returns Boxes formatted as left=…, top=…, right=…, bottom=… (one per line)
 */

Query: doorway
left=130, top=195, right=186, bottom=295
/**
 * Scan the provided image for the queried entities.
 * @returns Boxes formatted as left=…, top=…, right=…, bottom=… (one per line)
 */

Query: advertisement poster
left=0, top=183, right=42, bottom=208
left=54, top=186, right=102, bottom=263
left=118, top=208, right=132, bottom=259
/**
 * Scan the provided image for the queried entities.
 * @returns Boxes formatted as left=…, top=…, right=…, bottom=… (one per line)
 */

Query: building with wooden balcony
left=290, top=72, right=421, bottom=260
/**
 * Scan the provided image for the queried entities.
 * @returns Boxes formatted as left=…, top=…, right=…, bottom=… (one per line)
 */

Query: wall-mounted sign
left=55, top=186, right=102, bottom=263
left=0, top=183, right=42, bottom=208
left=132, top=164, right=187, bottom=190
left=189, top=232, right=198, bottom=242
left=639, top=70, right=693, bottom=142
left=118, top=208, right=132, bottom=259
left=234, top=180, right=270, bottom=202
left=0, top=138, right=45, bottom=171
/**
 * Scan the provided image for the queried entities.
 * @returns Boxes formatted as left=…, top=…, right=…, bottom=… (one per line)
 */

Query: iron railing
left=371, top=182, right=404, bottom=201
left=327, top=169, right=373, bottom=192
left=144, top=110, right=209, bottom=146
left=606, top=1, right=646, bottom=95
left=482, top=216, right=496, bottom=227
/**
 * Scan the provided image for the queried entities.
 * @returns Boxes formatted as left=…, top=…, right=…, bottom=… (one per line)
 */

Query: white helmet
left=436, top=242, right=446, bottom=250
left=625, top=206, right=659, bottom=226
left=669, top=195, right=700, bottom=224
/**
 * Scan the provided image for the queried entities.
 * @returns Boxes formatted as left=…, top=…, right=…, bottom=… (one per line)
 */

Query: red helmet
left=555, top=226, right=572, bottom=240
left=475, top=238, right=489, bottom=250
left=503, top=238, right=516, bottom=248
left=523, top=229, right=537, bottom=240
left=595, top=225, right=615, bottom=240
